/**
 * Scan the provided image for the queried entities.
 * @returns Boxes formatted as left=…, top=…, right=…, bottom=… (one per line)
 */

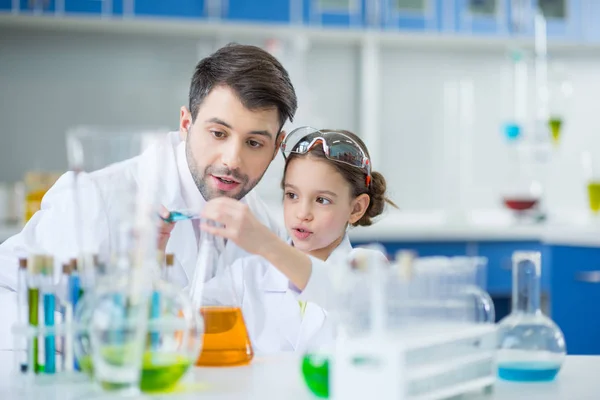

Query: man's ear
left=273, top=130, right=286, bottom=160
left=179, top=106, right=193, bottom=141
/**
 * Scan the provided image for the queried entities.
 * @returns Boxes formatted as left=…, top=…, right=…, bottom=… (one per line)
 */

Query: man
left=0, top=43, right=304, bottom=347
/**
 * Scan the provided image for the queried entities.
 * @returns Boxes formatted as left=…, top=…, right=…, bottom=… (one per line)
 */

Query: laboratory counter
left=347, top=209, right=600, bottom=247
left=0, top=352, right=598, bottom=399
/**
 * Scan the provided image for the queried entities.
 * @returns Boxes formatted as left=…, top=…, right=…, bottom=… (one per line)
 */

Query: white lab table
left=0, top=352, right=598, bottom=399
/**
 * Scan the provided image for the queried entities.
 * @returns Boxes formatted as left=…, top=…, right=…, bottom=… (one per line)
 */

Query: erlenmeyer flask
left=191, top=230, right=253, bottom=367
left=497, top=251, right=566, bottom=381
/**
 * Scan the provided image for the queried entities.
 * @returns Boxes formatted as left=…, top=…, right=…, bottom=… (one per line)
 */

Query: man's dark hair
left=189, top=43, right=297, bottom=131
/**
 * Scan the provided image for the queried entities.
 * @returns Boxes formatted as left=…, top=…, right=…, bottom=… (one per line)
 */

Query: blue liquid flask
left=497, top=252, right=566, bottom=382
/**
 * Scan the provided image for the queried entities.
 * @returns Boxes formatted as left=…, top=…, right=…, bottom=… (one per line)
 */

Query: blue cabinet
left=64, top=0, right=116, bottom=15
left=509, top=0, right=583, bottom=40
left=451, top=0, right=510, bottom=35
left=551, top=245, right=600, bottom=355
left=304, top=0, right=364, bottom=28
left=227, top=0, right=291, bottom=24
left=134, top=0, right=204, bottom=19
left=351, top=240, right=470, bottom=258
left=581, top=0, right=600, bottom=42
left=478, top=241, right=549, bottom=294
left=0, top=0, right=56, bottom=13
left=382, top=0, right=442, bottom=32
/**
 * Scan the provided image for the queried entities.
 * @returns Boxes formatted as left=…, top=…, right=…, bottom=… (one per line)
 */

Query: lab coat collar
left=260, top=234, right=353, bottom=292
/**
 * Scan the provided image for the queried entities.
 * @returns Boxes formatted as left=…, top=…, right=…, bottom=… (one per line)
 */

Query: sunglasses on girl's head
left=281, top=126, right=372, bottom=187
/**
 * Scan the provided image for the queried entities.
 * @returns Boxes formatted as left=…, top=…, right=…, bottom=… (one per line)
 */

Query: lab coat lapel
left=294, top=235, right=351, bottom=350
left=259, top=263, right=302, bottom=350
left=296, top=303, right=327, bottom=352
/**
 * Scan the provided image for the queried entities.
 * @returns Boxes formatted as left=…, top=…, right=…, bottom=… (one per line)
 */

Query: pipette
left=160, top=210, right=200, bottom=223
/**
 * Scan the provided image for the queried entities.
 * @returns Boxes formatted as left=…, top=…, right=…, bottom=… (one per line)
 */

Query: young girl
left=201, top=126, right=396, bottom=354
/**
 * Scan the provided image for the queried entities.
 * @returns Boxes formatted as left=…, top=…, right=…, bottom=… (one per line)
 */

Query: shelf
left=1, top=13, right=600, bottom=54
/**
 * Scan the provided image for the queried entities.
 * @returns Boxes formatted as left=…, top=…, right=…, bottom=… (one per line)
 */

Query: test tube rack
left=332, top=322, right=497, bottom=400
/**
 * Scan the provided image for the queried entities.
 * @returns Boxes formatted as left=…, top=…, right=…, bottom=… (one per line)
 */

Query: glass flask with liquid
left=497, top=251, right=566, bottom=381
left=581, top=151, right=600, bottom=218
left=73, top=265, right=203, bottom=393
left=501, top=144, right=545, bottom=223
left=192, top=230, right=253, bottom=367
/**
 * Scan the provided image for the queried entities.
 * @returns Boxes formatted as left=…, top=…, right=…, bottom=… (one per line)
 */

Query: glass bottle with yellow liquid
left=582, top=151, right=600, bottom=216
left=24, top=171, right=61, bottom=223
left=193, top=229, right=253, bottom=367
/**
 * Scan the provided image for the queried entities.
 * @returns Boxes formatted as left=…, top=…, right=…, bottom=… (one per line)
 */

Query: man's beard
left=185, top=139, right=263, bottom=201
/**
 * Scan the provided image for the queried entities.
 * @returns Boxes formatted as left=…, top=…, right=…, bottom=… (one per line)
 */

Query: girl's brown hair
left=281, top=129, right=397, bottom=226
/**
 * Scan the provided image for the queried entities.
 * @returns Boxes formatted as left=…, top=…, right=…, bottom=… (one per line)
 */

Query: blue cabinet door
left=2, top=0, right=57, bottom=13
left=227, top=0, right=291, bottom=24
left=135, top=0, right=204, bottom=19
left=0, top=0, right=14, bottom=12
left=551, top=245, right=600, bottom=355
left=305, top=0, right=364, bottom=28
left=381, top=0, right=442, bottom=31
left=580, top=0, right=600, bottom=42
left=510, top=0, right=583, bottom=40
left=350, top=241, right=470, bottom=259
left=477, top=241, right=547, bottom=295
left=452, top=0, right=510, bottom=35
left=65, top=0, right=113, bottom=15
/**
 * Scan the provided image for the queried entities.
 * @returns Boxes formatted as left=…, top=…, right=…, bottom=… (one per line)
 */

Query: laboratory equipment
left=502, top=49, right=528, bottom=143
left=82, top=273, right=202, bottom=394
left=581, top=151, right=600, bottom=217
left=497, top=251, right=566, bottom=382
left=546, top=64, right=572, bottom=146
left=500, top=144, right=545, bottom=223
left=311, top=250, right=496, bottom=400
left=23, top=171, right=61, bottom=223
left=162, top=210, right=199, bottom=223
left=41, top=258, right=56, bottom=375
left=192, top=230, right=253, bottom=367
left=27, top=254, right=43, bottom=374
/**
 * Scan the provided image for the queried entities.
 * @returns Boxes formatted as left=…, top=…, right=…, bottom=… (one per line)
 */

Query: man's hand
left=157, top=205, right=176, bottom=253
left=200, top=198, right=278, bottom=256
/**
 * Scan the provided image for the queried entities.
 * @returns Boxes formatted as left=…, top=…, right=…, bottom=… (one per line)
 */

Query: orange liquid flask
left=191, top=228, right=254, bottom=367
left=195, top=306, right=253, bottom=367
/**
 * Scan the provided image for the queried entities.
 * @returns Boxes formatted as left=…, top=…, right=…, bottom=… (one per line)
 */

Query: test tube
left=17, top=258, right=28, bottom=373
left=165, top=254, right=174, bottom=282
left=27, top=255, right=44, bottom=374
left=61, top=263, right=74, bottom=373
left=42, top=256, right=56, bottom=374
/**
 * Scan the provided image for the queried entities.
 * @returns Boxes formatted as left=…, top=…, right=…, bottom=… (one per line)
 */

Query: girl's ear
left=348, top=193, right=370, bottom=224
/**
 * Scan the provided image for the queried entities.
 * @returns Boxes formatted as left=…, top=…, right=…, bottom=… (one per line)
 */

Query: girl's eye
left=316, top=197, right=331, bottom=205
left=285, top=192, right=298, bottom=200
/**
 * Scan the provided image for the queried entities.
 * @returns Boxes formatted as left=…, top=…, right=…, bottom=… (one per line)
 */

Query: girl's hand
left=201, top=198, right=278, bottom=256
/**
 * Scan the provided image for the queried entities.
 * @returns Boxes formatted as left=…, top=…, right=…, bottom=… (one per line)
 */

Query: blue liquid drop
left=503, top=123, right=522, bottom=141
left=498, top=361, right=560, bottom=382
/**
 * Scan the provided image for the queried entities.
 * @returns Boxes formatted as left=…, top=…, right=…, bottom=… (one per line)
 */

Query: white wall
left=1, top=26, right=599, bottom=214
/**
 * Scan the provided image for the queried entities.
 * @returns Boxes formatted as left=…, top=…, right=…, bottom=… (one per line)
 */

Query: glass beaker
left=581, top=151, right=600, bottom=217
left=66, top=126, right=168, bottom=288
left=501, top=144, right=545, bottom=223
left=497, top=251, right=566, bottom=381
left=88, top=280, right=149, bottom=396
left=192, top=231, right=253, bottom=367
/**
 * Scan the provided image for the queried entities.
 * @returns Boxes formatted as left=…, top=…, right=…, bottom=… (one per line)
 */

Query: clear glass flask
left=497, top=251, right=566, bottom=381
left=192, top=230, right=253, bottom=367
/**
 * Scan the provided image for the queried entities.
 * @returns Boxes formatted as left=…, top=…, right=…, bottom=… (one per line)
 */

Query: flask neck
left=512, top=256, right=541, bottom=314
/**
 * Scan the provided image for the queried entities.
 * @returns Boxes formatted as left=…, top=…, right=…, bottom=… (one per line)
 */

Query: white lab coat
left=202, top=235, right=386, bottom=355
left=0, top=132, right=294, bottom=348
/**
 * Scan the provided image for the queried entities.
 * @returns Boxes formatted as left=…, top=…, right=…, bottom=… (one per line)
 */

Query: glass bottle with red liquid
left=501, top=143, right=545, bottom=223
